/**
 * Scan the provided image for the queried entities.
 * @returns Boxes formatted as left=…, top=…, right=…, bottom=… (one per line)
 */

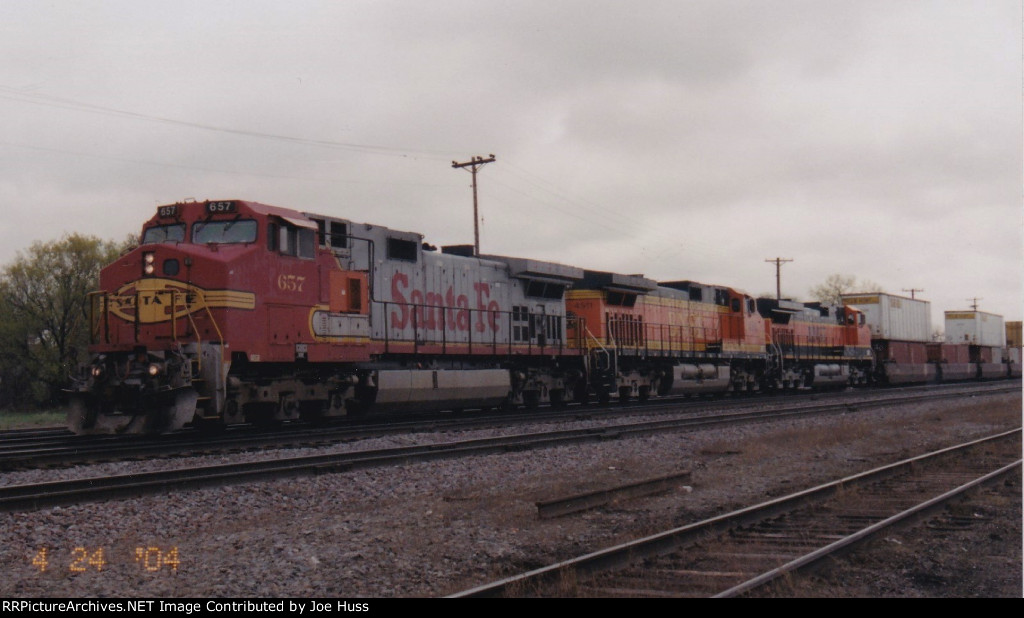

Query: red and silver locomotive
left=70, top=199, right=587, bottom=433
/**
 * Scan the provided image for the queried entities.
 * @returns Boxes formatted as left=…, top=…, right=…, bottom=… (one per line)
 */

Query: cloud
left=0, top=0, right=1019, bottom=322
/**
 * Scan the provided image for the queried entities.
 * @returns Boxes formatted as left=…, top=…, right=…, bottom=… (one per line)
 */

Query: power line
left=0, top=140, right=451, bottom=188
left=0, top=86, right=460, bottom=159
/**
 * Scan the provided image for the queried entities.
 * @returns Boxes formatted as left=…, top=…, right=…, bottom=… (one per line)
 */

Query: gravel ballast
left=1, top=391, right=1019, bottom=598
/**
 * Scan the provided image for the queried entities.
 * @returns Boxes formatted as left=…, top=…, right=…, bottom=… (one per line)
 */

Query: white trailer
left=944, top=311, right=1006, bottom=347
left=840, top=293, right=932, bottom=343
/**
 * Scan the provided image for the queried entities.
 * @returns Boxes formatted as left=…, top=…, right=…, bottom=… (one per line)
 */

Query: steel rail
left=4, top=383, right=1016, bottom=471
left=714, top=458, right=1022, bottom=598
left=447, top=428, right=1021, bottom=598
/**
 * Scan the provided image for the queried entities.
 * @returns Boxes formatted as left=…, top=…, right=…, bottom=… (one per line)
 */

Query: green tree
left=0, top=233, right=134, bottom=408
left=809, top=274, right=884, bottom=305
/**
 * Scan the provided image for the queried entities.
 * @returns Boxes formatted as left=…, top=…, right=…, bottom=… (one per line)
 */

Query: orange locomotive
left=566, top=275, right=871, bottom=402
left=755, top=298, right=873, bottom=388
left=69, top=199, right=875, bottom=435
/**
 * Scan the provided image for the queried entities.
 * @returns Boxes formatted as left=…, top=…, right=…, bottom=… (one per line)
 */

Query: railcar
left=841, top=294, right=1020, bottom=383
left=937, top=311, right=1011, bottom=378
left=840, top=293, right=937, bottom=384
left=1005, top=321, right=1022, bottom=378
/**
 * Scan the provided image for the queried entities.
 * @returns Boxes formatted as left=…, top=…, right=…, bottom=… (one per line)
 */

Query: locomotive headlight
left=148, top=363, right=161, bottom=376
left=143, top=252, right=156, bottom=275
left=91, top=365, right=104, bottom=378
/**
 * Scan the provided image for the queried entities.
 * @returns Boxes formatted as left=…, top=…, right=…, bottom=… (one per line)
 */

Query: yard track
left=1, top=383, right=1016, bottom=513
left=449, top=428, right=1021, bottom=598
left=1, top=382, right=1014, bottom=471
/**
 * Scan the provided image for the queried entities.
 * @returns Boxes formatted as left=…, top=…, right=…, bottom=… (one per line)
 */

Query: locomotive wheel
left=194, top=416, right=226, bottom=434
left=618, top=385, right=631, bottom=403
left=244, top=402, right=281, bottom=428
left=299, top=400, right=329, bottom=424
left=573, top=382, right=590, bottom=405
left=523, top=390, right=540, bottom=409
left=638, top=385, right=651, bottom=402
left=549, top=388, right=565, bottom=408
left=657, top=379, right=672, bottom=397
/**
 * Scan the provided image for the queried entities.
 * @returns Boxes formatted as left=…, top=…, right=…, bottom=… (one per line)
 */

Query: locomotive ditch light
left=91, top=366, right=104, bottom=378
left=148, top=363, right=161, bottom=376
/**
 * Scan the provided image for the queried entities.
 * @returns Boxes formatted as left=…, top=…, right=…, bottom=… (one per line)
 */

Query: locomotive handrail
left=576, top=322, right=612, bottom=382
left=168, top=289, right=177, bottom=342
left=134, top=291, right=140, bottom=343
left=183, top=299, right=203, bottom=372
left=201, top=296, right=227, bottom=363
left=87, top=291, right=109, bottom=345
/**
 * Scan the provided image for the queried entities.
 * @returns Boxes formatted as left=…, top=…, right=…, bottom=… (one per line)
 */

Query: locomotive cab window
left=192, top=219, right=257, bottom=245
left=268, top=221, right=315, bottom=259
left=282, top=226, right=316, bottom=258
left=142, top=224, right=186, bottom=244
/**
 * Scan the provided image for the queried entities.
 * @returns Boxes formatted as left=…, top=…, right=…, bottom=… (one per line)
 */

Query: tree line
left=0, top=234, right=135, bottom=410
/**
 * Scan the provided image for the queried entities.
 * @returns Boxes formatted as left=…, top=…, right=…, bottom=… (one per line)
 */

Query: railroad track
left=449, top=428, right=1021, bottom=598
left=1, top=384, right=1017, bottom=512
left=2, top=382, right=1015, bottom=471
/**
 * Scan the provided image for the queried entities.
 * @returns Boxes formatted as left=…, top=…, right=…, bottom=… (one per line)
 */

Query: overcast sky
left=1, top=1, right=1020, bottom=327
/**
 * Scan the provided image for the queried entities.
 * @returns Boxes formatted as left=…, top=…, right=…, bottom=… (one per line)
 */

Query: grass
left=0, top=407, right=65, bottom=430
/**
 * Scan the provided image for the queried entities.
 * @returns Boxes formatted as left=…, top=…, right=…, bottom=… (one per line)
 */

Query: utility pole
left=451, top=154, right=496, bottom=256
left=764, top=257, right=793, bottom=300
left=902, top=288, right=924, bottom=299
left=966, top=297, right=983, bottom=311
